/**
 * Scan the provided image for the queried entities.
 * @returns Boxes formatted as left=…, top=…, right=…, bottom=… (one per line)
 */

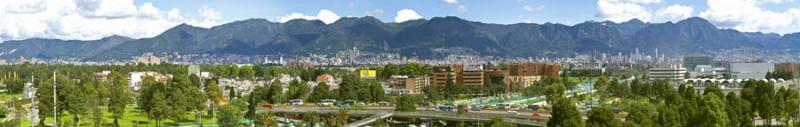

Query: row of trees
left=33, top=71, right=135, bottom=126
left=208, top=64, right=342, bottom=81
left=547, top=76, right=800, bottom=127
left=376, top=63, right=434, bottom=80
left=137, top=73, right=219, bottom=127
left=30, top=69, right=225, bottom=127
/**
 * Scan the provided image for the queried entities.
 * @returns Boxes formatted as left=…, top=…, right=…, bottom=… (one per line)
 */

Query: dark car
left=527, top=105, right=540, bottom=111
left=438, top=105, right=455, bottom=111
left=470, top=105, right=482, bottom=111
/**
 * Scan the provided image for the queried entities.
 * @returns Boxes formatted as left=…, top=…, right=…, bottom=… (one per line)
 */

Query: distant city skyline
left=1, top=0, right=799, bottom=41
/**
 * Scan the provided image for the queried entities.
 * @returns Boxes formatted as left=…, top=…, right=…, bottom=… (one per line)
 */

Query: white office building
left=649, top=64, right=687, bottom=80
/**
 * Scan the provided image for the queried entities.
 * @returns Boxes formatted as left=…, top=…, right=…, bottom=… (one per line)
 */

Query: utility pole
left=53, top=71, right=57, bottom=127
left=30, top=73, right=34, bottom=127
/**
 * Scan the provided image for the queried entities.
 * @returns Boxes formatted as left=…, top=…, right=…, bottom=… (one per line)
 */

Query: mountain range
left=1, top=16, right=799, bottom=60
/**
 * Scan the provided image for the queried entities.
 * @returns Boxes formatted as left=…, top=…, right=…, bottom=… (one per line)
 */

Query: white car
left=507, top=110, right=518, bottom=114
left=289, top=99, right=304, bottom=105
left=319, top=99, right=336, bottom=106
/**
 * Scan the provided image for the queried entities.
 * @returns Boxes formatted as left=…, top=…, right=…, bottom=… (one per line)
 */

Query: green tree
left=287, top=79, right=309, bottom=100
left=548, top=98, right=583, bottom=127
left=656, top=104, right=683, bottom=127
left=396, top=95, right=418, bottom=112
left=587, top=107, right=621, bottom=127
left=205, top=79, right=224, bottom=118
left=35, top=76, right=55, bottom=126
left=245, top=86, right=269, bottom=119
left=240, top=66, right=256, bottom=78
left=697, top=93, right=728, bottom=127
left=444, top=69, right=456, bottom=99
left=337, top=75, right=362, bottom=101
left=726, top=93, right=753, bottom=127
left=625, top=103, right=656, bottom=127
left=138, top=76, right=171, bottom=127
left=86, top=80, right=106, bottom=127
left=149, top=92, right=170, bottom=127
left=255, top=112, right=278, bottom=127
left=703, top=84, right=723, bottom=97
left=302, top=111, right=321, bottom=127
left=368, top=81, right=385, bottom=102
left=268, top=80, right=285, bottom=104
left=544, top=83, right=566, bottom=104
left=166, top=74, right=192, bottom=121
left=489, top=117, right=516, bottom=127
left=64, top=77, right=90, bottom=127
left=218, top=103, right=244, bottom=127
left=756, top=83, right=776, bottom=126
left=308, top=82, right=331, bottom=103
left=779, top=88, right=799, bottom=125
left=422, top=86, right=442, bottom=101
left=108, top=72, right=132, bottom=127
left=594, top=76, right=609, bottom=96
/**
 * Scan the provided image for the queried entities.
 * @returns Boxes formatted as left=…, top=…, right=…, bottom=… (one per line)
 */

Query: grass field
left=18, top=106, right=219, bottom=127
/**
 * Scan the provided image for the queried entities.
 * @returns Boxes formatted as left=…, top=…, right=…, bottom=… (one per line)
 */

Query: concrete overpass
left=262, top=107, right=546, bottom=126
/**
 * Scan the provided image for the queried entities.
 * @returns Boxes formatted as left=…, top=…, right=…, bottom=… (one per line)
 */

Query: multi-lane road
left=261, top=106, right=548, bottom=126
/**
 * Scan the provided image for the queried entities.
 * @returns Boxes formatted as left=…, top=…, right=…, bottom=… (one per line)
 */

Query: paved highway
left=260, top=106, right=548, bottom=126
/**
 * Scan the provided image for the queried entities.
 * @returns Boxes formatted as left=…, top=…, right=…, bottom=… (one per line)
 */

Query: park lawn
left=566, top=77, right=584, bottom=83
left=20, top=106, right=219, bottom=127
left=0, top=93, right=23, bottom=103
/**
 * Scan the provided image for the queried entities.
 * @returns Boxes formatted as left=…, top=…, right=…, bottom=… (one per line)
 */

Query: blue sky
left=0, top=0, right=798, bottom=41
left=136, top=0, right=705, bottom=25
left=136, top=0, right=800, bottom=34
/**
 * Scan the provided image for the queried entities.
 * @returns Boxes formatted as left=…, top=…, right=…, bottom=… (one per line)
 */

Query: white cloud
left=597, top=0, right=655, bottom=22
left=523, top=5, right=544, bottom=12
left=457, top=5, right=468, bottom=12
left=0, top=0, right=223, bottom=41
left=441, top=0, right=466, bottom=12
left=442, top=0, right=459, bottom=4
left=760, top=0, right=794, bottom=3
left=189, top=6, right=222, bottom=28
left=75, top=0, right=138, bottom=18
left=654, top=4, right=694, bottom=22
left=699, top=0, right=800, bottom=32
left=628, top=0, right=662, bottom=4
left=277, top=9, right=341, bottom=24
left=365, top=9, right=384, bottom=16
left=394, top=9, right=424, bottom=23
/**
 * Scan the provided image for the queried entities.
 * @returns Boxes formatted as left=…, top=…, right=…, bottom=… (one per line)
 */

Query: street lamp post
left=53, top=71, right=57, bottom=127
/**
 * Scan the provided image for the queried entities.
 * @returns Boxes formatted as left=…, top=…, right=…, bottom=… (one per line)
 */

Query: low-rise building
left=649, top=64, right=687, bottom=80
left=93, top=70, right=111, bottom=81
left=316, top=74, right=335, bottom=84
left=136, top=53, right=163, bottom=65
left=388, top=75, right=430, bottom=94
left=504, top=62, right=560, bottom=91
left=129, top=71, right=171, bottom=90
left=456, top=64, right=485, bottom=86
left=729, top=63, right=774, bottom=79
left=431, top=66, right=454, bottom=86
